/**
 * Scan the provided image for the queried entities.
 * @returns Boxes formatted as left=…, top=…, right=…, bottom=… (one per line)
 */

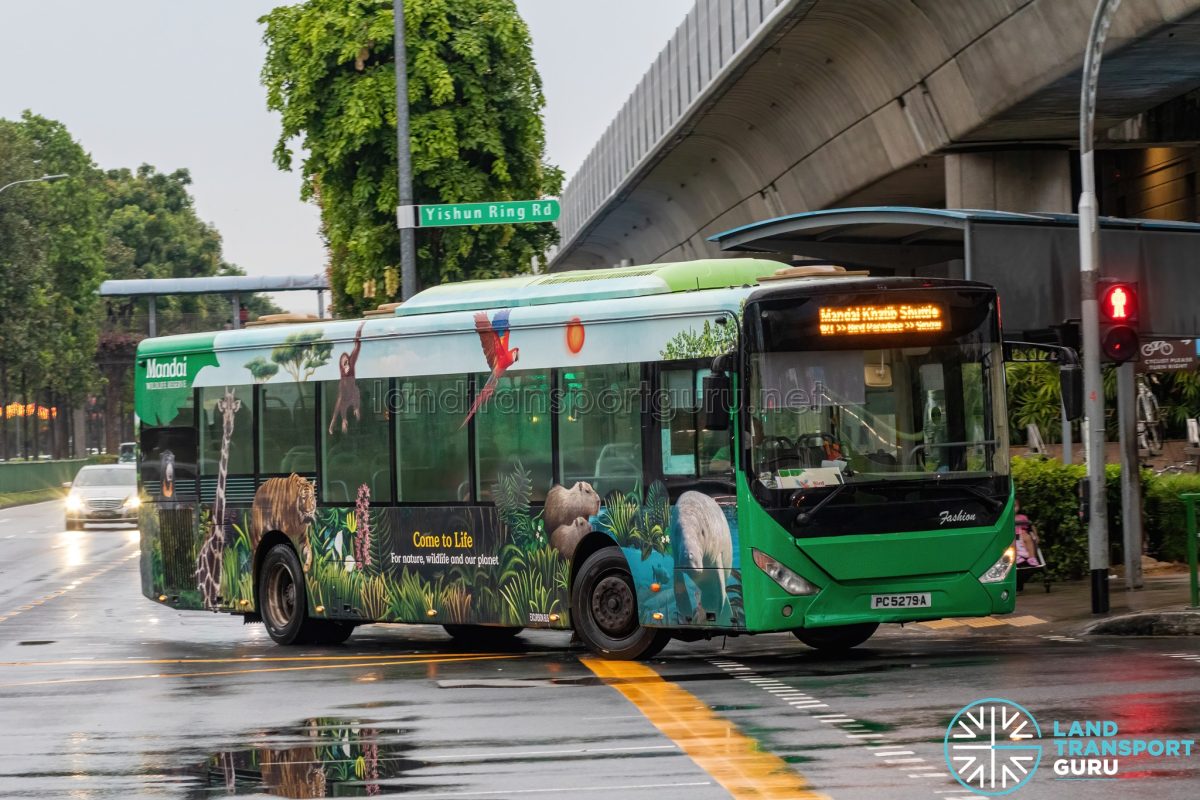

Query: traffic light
left=1097, top=280, right=1139, bottom=363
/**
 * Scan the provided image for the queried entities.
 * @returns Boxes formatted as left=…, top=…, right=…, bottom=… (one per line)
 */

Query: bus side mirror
left=701, top=373, right=731, bottom=431
left=1060, top=363, right=1083, bottom=422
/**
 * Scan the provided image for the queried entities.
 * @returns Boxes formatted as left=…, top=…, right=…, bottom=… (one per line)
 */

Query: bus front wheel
left=793, top=622, right=878, bottom=652
left=259, top=544, right=309, bottom=645
left=572, top=547, right=670, bottom=660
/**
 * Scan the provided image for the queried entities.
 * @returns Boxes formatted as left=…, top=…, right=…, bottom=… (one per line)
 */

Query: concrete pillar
left=945, top=151, right=1072, bottom=213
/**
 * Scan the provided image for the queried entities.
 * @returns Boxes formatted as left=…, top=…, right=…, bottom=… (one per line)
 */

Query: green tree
left=261, top=0, right=563, bottom=316
left=0, top=113, right=106, bottom=458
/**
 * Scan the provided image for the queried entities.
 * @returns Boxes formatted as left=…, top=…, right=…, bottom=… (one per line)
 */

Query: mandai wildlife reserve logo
left=945, top=698, right=1196, bottom=795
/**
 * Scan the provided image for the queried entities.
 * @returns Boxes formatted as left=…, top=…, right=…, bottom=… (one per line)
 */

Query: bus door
left=650, top=359, right=739, bottom=627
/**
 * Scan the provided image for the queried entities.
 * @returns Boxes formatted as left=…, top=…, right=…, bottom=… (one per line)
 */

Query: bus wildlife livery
left=134, top=259, right=1044, bottom=659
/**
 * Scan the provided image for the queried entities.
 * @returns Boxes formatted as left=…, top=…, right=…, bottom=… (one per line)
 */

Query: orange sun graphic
left=565, top=317, right=585, bottom=354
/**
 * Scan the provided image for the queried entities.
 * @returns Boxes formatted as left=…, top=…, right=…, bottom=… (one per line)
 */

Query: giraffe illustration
left=196, top=387, right=239, bottom=608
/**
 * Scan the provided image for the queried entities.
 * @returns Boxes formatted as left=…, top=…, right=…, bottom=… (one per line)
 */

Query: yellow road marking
left=1006, top=615, right=1046, bottom=627
left=0, top=654, right=516, bottom=688
left=960, top=617, right=1006, bottom=628
left=582, top=658, right=826, bottom=799
left=918, top=619, right=965, bottom=629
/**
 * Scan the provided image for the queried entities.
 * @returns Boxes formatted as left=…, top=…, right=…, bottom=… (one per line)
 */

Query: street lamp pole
left=1079, top=0, right=1122, bottom=614
left=394, top=0, right=418, bottom=301
left=0, top=173, right=68, bottom=196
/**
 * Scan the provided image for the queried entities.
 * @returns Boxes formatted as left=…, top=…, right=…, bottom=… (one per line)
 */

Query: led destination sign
left=819, top=303, right=945, bottom=336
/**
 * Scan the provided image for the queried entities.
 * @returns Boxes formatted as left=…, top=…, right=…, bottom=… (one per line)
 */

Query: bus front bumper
left=754, top=570, right=1017, bottom=631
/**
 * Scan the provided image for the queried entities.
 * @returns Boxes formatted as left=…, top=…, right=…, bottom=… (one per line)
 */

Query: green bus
left=135, top=259, right=1078, bottom=659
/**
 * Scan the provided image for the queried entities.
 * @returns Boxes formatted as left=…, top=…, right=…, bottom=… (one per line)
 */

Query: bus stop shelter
left=709, top=207, right=1200, bottom=340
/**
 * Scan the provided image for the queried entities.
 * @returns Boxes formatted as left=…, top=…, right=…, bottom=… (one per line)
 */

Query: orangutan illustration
left=328, top=321, right=367, bottom=434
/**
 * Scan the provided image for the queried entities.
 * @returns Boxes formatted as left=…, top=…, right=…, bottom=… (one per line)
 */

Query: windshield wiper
left=793, top=482, right=853, bottom=526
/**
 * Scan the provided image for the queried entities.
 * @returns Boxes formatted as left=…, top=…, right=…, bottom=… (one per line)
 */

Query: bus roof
left=137, top=258, right=805, bottom=357
left=395, top=258, right=785, bottom=317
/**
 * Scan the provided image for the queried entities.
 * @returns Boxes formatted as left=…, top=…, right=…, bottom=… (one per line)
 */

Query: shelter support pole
left=148, top=295, right=157, bottom=338
left=1062, top=403, right=1072, bottom=464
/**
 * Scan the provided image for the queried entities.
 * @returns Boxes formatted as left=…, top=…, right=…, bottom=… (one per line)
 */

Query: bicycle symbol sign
left=1141, top=340, right=1174, bottom=357
left=1138, top=338, right=1198, bottom=372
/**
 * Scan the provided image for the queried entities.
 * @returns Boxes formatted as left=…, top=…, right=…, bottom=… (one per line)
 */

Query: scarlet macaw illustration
left=461, top=309, right=518, bottom=427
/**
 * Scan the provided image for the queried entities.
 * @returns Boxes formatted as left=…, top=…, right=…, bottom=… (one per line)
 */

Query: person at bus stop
left=1014, top=498, right=1042, bottom=568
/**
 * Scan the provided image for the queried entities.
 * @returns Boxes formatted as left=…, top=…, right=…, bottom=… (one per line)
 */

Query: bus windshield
left=746, top=286, right=1009, bottom=531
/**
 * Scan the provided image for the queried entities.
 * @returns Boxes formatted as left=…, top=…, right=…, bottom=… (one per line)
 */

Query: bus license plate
left=870, top=593, right=932, bottom=609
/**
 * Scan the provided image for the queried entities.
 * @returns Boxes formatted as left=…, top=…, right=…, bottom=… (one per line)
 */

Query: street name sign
left=418, top=199, right=560, bottom=228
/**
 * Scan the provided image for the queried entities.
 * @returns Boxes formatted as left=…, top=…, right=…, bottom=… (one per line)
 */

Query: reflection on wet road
left=0, top=500, right=1197, bottom=799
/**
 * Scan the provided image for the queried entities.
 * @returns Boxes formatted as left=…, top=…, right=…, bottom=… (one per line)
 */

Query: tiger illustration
left=250, top=474, right=318, bottom=567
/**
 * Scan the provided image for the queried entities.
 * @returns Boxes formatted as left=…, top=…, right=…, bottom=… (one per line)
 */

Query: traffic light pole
left=1117, top=362, right=1144, bottom=589
left=1079, top=0, right=1121, bottom=614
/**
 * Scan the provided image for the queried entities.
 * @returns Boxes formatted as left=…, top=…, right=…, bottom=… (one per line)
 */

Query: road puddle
left=195, top=717, right=419, bottom=797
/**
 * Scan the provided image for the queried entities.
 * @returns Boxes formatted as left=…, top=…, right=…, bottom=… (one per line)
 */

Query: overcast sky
left=0, top=0, right=692, bottom=314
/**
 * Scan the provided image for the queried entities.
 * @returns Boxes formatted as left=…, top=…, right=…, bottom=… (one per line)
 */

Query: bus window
left=396, top=375, right=470, bottom=502
left=559, top=363, right=642, bottom=499
left=660, top=367, right=732, bottom=478
left=259, top=382, right=316, bottom=475
left=321, top=378, right=392, bottom=504
left=199, top=385, right=254, bottom=476
left=475, top=369, right=552, bottom=502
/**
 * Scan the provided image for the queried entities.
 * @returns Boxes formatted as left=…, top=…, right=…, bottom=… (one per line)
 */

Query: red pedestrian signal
left=1099, top=281, right=1138, bottom=323
left=1097, top=280, right=1139, bottom=362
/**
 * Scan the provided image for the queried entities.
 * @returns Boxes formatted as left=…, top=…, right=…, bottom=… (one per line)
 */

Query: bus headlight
left=65, top=494, right=83, bottom=512
left=979, top=546, right=1016, bottom=584
left=752, top=548, right=819, bottom=596
left=123, top=495, right=141, bottom=510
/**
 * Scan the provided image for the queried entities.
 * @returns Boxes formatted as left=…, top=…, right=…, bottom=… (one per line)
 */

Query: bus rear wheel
left=259, top=544, right=309, bottom=645
left=572, top=547, right=670, bottom=660
left=443, top=625, right=524, bottom=645
left=793, top=622, right=878, bottom=652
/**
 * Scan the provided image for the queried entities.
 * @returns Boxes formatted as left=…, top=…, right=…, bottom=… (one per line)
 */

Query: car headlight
left=123, top=495, right=141, bottom=510
left=752, top=548, right=820, bottom=596
left=65, top=494, right=83, bottom=512
left=979, top=546, right=1017, bottom=584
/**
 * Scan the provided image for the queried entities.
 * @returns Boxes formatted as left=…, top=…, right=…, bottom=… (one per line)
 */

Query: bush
left=1013, top=456, right=1200, bottom=577
left=1011, top=457, right=1087, bottom=579
left=1144, top=472, right=1200, bottom=563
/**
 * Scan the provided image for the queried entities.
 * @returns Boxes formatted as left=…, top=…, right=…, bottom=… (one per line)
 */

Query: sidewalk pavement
left=1009, top=567, right=1200, bottom=636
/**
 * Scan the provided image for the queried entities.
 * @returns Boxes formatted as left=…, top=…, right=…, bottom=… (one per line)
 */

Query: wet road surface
left=0, top=500, right=1197, bottom=799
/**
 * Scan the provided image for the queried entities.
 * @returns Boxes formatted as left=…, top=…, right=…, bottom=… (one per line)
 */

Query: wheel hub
left=592, top=574, right=635, bottom=638
left=266, top=563, right=296, bottom=628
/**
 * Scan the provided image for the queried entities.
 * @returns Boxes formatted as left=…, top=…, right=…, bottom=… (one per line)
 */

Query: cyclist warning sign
left=1138, top=339, right=1199, bottom=372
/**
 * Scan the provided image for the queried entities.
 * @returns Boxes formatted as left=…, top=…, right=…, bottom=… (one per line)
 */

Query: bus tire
left=443, top=625, right=524, bottom=645
left=571, top=547, right=670, bottom=660
left=258, top=543, right=309, bottom=646
left=793, top=622, right=878, bottom=652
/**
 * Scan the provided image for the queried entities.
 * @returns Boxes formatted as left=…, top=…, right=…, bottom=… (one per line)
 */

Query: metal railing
left=1182, top=492, right=1200, bottom=608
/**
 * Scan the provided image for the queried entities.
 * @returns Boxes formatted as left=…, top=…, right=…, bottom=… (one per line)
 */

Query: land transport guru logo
left=944, top=698, right=1041, bottom=795
left=944, top=697, right=1196, bottom=795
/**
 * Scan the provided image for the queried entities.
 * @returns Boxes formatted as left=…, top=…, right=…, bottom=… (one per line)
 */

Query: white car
left=64, top=464, right=140, bottom=530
